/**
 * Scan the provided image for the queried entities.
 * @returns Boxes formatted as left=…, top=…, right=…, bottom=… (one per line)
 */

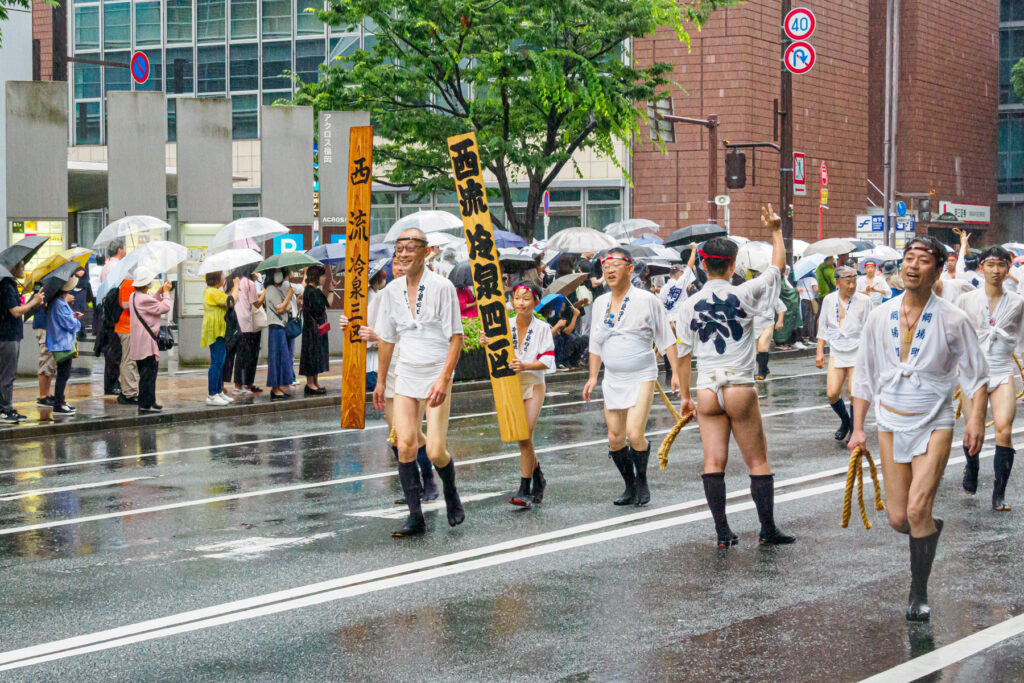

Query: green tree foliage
left=1012, top=57, right=1024, bottom=104
left=0, top=1, right=57, bottom=48
left=292, top=0, right=732, bottom=239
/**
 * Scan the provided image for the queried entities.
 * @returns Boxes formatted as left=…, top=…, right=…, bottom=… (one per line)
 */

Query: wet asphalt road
left=2, top=356, right=1023, bottom=681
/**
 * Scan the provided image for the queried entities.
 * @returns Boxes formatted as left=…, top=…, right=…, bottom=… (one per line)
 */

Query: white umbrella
left=727, top=235, right=750, bottom=246
left=792, top=239, right=809, bottom=257
left=96, top=240, right=188, bottom=298
left=427, top=231, right=462, bottom=248
left=208, top=217, right=289, bottom=251
left=603, top=218, right=660, bottom=241
left=1003, top=242, right=1024, bottom=253
left=198, top=248, right=262, bottom=276
left=802, top=238, right=858, bottom=258
left=649, top=244, right=683, bottom=262
left=384, top=210, right=462, bottom=242
left=852, top=244, right=901, bottom=261
left=735, top=241, right=773, bottom=276
left=93, top=215, right=171, bottom=249
left=545, top=227, right=619, bottom=254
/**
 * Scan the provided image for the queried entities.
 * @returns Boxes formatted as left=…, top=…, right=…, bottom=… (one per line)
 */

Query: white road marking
left=0, top=477, right=154, bottom=502
left=0, top=371, right=825, bottom=477
left=346, top=492, right=506, bottom=520
left=859, top=613, right=1024, bottom=682
left=195, top=532, right=336, bottom=560
left=0, top=404, right=833, bottom=537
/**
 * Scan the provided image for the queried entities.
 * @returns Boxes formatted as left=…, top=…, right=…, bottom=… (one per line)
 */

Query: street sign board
left=784, top=8, right=816, bottom=41
left=820, top=161, right=829, bottom=188
left=784, top=41, right=816, bottom=74
left=715, top=194, right=731, bottom=206
left=896, top=200, right=907, bottom=217
left=793, top=152, right=807, bottom=196
left=543, top=190, right=550, bottom=216
left=938, top=201, right=990, bottom=224
left=130, top=51, right=150, bottom=85
left=820, top=189, right=828, bottom=207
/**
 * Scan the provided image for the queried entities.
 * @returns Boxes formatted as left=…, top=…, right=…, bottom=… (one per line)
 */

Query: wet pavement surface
left=1, top=356, right=1023, bottom=681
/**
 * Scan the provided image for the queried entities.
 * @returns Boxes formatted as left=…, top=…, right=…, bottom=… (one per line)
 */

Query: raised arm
left=762, top=204, right=785, bottom=271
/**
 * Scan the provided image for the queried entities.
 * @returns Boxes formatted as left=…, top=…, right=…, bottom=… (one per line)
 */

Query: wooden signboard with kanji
left=446, top=132, right=529, bottom=442
left=341, top=125, right=373, bottom=429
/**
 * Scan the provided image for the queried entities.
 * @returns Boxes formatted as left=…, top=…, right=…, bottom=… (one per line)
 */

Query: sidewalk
left=0, top=347, right=817, bottom=441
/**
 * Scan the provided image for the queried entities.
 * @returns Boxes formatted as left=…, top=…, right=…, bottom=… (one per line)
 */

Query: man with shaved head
left=375, top=228, right=466, bottom=537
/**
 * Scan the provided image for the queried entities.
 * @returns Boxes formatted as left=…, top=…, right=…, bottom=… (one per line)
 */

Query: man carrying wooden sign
left=374, top=228, right=466, bottom=537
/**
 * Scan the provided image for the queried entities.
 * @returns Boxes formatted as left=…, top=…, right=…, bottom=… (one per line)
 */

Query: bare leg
left=517, top=386, right=545, bottom=477
left=878, top=431, right=912, bottom=534
left=624, top=381, right=655, bottom=451
left=907, top=430, right=953, bottom=537
left=697, top=387, right=736, bottom=544
left=722, top=385, right=771, bottom=476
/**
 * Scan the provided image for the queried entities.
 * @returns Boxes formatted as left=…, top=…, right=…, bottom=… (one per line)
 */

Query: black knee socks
left=701, top=472, right=729, bottom=534
left=756, top=352, right=769, bottom=376
left=830, top=399, right=850, bottom=425
left=749, top=474, right=777, bottom=535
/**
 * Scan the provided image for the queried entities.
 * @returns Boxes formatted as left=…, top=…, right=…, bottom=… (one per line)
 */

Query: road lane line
left=0, top=371, right=825, bottom=477
left=0, top=477, right=153, bottom=502
left=346, top=492, right=507, bottom=519
left=0, top=404, right=833, bottom=536
left=859, top=613, right=1024, bottom=682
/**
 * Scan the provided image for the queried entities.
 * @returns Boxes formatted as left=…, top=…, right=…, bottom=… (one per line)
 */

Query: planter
left=454, top=347, right=490, bottom=382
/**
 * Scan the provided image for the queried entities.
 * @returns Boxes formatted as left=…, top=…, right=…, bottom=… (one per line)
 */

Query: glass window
left=233, top=193, right=261, bottom=219
left=74, top=6, right=99, bottom=51
left=73, top=61, right=101, bottom=98
left=230, top=44, right=258, bottom=91
left=197, top=46, right=226, bottom=93
left=166, top=47, right=194, bottom=94
left=262, top=42, right=292, bottom=90
left=230, top=0, right=258, bottom=39
left=134, top=50, right=162, bottom=91
left=585, top=204, right=621, bottom=230
left=362, top=33, right=377, bottom=52
left=104, top=51, right=131, bottom=93
left=329, top=35, right=358, bottom=69
left=167, top=98, right=177, bottom=142
left=263, top=91, right=290, bottom=107
left=370, top=206, right=396, bottom=237
left=103, top=3, right=130, bottom=49
left=371, top=192, right=396, bottom=205
left=295, top=39, right=324, bottom=84
left=999, top=111, right=1024, bottom=194
left=166, top=0, right=193, bottom=43
left=1004, top=0, right=1024, bottom=22
left=548, top=189, right=580, bottom=202
left=297, top=0, right=322, bottom=35
left=197, top=0, right=226, bottom=42
left=588, top=188, right=621, bottom=202
left=262, top=0, right=292, bottom=39
left=1001, top=28, right=1024, bottom=105
left=134, top=2, right=161, bottom=45
left=74, top=101, right=102, bottom=145
left=232, top=95, right=259, bottom=139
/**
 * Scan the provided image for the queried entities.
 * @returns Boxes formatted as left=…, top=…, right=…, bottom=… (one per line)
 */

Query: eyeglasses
left=394, top=244, right=425, bottom=254
left=602, top=260, right=630, bottom=270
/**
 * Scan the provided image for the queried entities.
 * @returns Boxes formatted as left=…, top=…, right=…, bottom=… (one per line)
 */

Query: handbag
left=252, top=306, right=269, bottom=331
left=317, top=321, right=330, bottom=336
left=132, top=294, right=175, bottom=352
left=284, top=314, right=303, bottom=340
left=53, top=344, right=78, bottom=364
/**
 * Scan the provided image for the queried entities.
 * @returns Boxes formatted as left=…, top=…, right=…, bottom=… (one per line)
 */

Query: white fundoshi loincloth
left=519, top=372, right=543, bottom=400
left=696, top=367, right=756, bottom=410
left=877, top=368, right=955, bottom=464
left=601, top=335, right=658, bottom=410
left=395, top=360, right=448, bottom=400
left=980, top=328, right=1017, bottom=391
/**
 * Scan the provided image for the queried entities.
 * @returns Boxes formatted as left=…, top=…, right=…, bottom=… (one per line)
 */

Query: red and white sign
left=820, top=161, right=829, bottom=188
left=784, top=8, right=816, bottom=41
left=130, top=51, right=150, bottom=85
left=794, top=152, right=807, bottom=196
left=939, top=201, right=991, bottom=224
left=784, top=41, right=816, bottom=74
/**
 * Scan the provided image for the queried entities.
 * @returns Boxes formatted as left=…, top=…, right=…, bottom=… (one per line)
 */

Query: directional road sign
left=130, top=51, right=150, bottom=85
left=784, top=8, right=816, bottom=41
left=784, top=41, right=816, bottom=74
left=820, top=161, right=829, bottom=188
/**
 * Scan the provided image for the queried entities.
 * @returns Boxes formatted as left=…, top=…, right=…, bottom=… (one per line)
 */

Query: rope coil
left=841, top=445, right=885, bottom=529
left=654, top=382, right=694, bottom=471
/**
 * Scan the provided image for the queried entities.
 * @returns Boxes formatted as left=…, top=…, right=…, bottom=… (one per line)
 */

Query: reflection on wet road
left=1, top=358, right=1022, bottom=681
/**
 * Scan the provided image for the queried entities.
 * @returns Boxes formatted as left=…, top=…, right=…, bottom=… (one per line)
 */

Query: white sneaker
left=792, top=341, right=807, bottom=350
left=234, top=387, right=251, bottom=396
left=206, top=396, right=223, bottom=406
left=217, top=393, right=233, bottom=404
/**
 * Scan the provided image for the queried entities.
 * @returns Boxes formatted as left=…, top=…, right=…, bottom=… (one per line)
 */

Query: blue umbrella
left=494, top=230, right=528, bottom=249
left=793, top=253, right=826, bottom=281
left=630, top=235, right=664, bottom=246
left=369, top=243, right=394, bottom=261
left=536, top=293, right=568, bottom=317
left=306, top=242, right=347, bottom=264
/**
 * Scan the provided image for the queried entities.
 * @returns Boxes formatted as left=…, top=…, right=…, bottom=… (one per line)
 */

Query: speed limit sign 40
left=784, top=8, right=816, bottom=41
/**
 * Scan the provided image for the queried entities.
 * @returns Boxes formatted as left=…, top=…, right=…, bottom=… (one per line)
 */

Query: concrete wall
left=5, top=81, right=67, bottom=222
left=0, top=6, right=33, bottom=249
left=177, top=98, right=233, bottom=224
left=260, top=105, right=314, bottom=226
left=107, top=92, right=167, bottom=220
left=318, top=111, right=371, bottom=227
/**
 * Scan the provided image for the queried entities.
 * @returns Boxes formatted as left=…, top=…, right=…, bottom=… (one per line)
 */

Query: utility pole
left=654, top=113, right=720, bottom=223
left=779, top=0, right=794, bottom=270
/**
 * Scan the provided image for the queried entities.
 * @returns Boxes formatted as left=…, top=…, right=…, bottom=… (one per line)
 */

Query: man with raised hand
left=849, top=235, right=988, bottom=622
left=375, top=228, right=465, bottom=537
left=674, top=205, right=795, bottom=549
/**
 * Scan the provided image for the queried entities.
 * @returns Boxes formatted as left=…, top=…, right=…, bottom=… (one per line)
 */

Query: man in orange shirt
left=116, top=278, right=139, bottom=404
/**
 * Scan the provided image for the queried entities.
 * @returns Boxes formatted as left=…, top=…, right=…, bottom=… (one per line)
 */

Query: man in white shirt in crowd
left=857, top=259, right=892, bottom=307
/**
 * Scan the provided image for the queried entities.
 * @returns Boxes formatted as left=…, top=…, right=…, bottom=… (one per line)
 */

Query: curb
left=0, top=347, right=816, bottom=442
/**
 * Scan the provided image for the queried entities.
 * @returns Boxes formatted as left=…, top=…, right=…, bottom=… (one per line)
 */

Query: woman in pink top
left=232, top=270, right=265, bottom=394
left=128, top=268, right=173, bottom=414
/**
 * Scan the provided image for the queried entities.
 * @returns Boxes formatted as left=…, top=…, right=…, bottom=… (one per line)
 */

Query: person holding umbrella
left=265, top=268, right=297, bottom=400
left=202, top=272, right=239, bottom=406
left=128, top=268, right=173, bottom=413
left=0, top=260, right=44, bottom=423
left=44, top=267, right=85, bottom=416
left=300, top=264, right=333, bottom=395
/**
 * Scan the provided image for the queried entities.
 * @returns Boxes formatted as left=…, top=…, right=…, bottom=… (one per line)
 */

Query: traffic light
left=918, top=198, right=931, bottom=223
left=725, top=150, right=746, bottom=189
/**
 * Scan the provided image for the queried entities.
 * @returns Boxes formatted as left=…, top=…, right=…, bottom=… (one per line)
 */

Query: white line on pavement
left=0, top=370, right=825, bottom=477
left=0, top=404, right=833, bottom=536
left=0, top=477, right=154, bottom=502
left=859, top=613, right=1024, bottom=682
left=346, top=492, right=507, bottom=519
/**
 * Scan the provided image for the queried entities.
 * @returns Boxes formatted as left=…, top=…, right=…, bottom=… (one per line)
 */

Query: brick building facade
left=633, top=0, right=998, bottom=244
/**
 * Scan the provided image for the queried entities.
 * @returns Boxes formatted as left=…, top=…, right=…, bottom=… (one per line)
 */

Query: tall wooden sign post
left=340, top=125, right=373, bottom=429
left=446, top=132, right=529, bottom=442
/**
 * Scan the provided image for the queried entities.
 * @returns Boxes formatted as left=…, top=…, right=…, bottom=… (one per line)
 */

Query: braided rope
left=654, top=382, right=694, bottom=471
left=387, top=425, right=397, bottom=447
left=841, top=445, right=885, bottom=529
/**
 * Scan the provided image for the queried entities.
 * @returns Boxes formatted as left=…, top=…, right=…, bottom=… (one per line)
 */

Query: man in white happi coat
left=375, top=228, right=465, bottom=537
left=657, top=243, right=697, bottom=382
left=849, top=235, right=988, bottom=622
left=955, top=245, right=1024, bottom=511
left=856, top=260, right=892, bottom=307
left=674, top=206, right=795, bottom=549
left=816, top=266, right=872, bottom=441
left=933, top=276, right=974, bottom=302
left=584, top=247, right=682, bottom=507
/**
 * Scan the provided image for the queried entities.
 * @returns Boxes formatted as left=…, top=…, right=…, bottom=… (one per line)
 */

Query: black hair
left=701, top=237, right=738, bottom=277
left=605, top=246, right=632, bottom=261
left=980, top=246, right=1013, bottom=265
left=903, top=235, right=948, bottom=263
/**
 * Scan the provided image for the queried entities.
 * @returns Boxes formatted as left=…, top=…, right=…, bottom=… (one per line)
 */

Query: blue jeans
left=208, top=338, right=226, bottom=396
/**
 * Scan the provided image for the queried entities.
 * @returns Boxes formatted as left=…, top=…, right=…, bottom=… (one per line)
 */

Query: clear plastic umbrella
left=208, top=217, right=289, bottom=251
left=852, top=244, right=901, bottom=261
left=604, top=218, right=660, bottom=241
left=198, top=248, right=262, bottom=275
left=427, top=231, right=462, bottom=248
left=792, top=239, right=810, bottom=258
left=545, top=227, right=619, bottom=254
left=735, top=241, right=773, bottom=277
left=384, top=210, right=462, bottom=242
left=93, top=215, right=171, bottom=249
left=97, top=240, right=187, bottom=298
left=802, top=238, right=858, bottom=258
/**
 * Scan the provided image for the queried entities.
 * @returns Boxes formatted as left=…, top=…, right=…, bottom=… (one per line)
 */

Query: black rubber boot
left=755, top=352, right=770, bottom=380
left=830, top=400, right=851, bottom=441
left=907, top=519, right=943, bottom=622
left=509, top=477, right=532, bottom=508
left=391, top=445, right=407, bottom=505
left=531, top=465, right=546, bottom=504
left=962, top=444, right=979, bottom=495
left=392, top=461, right=426, bottom=537
left=630, top=445, right=651, bottom=506
left=993, top=446, right=1014, bottom=511
left=751, top=474, right=795, bottom=545
left=434, top=460, right=465, bottom=527
left=702, top=472, right=736, bottom=548
left=418, top=445, right=439, bottom=501
left=609, top=447, right=636, bottom=506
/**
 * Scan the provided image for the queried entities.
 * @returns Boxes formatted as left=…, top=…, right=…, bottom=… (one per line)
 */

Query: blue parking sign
left=272, top=233, right=304, bottom=254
